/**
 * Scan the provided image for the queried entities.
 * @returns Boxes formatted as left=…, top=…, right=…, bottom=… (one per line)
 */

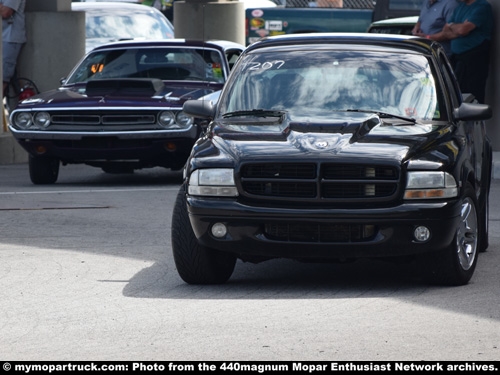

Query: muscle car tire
left=171, top=187, right=237, bottom=284
left=29, top=156, right=60, bottom=185
left=424, top=183, right=479, bottom=286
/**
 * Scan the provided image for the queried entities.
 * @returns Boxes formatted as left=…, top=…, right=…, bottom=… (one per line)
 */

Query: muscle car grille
left=265, top=223, right=377, bottom=243
left=50, top=114, right=157, bottom=125
left=240, top=163, right=399, bottom=202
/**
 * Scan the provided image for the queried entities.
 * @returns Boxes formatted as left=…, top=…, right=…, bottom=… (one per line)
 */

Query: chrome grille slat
left=51, top=114, right=157, bottom=126
left=102, top=115, right=156, bottom=125
left=51, top=115, right=101, bottom=125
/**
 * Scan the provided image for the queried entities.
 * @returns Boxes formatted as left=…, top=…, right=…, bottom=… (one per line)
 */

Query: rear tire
left=171, top=186, right=236, bottom=284
left=423, top=183, right=479, bottom=286
left=29, top=155, right=59, bottom=185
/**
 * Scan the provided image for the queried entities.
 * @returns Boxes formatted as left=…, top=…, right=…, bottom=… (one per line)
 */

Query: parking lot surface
left=0, top=164, right=499, bottom=361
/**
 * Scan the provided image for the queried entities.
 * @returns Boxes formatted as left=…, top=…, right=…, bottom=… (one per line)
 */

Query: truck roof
left=245, top=33, right=436, bottom=55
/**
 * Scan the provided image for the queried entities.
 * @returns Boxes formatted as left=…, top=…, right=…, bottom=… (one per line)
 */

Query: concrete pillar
left=0, top=0, right=85, bottom=163
left=174, top=0, right=245, bottom=46
left=19, top=0, right=85, bottom=94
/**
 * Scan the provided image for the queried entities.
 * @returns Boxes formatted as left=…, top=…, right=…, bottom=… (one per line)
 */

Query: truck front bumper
left=187, top=196, right=461, bottom=260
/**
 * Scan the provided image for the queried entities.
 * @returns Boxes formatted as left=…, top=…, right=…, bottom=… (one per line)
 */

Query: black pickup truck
left=174, top=33, right=492, bottom=286
left=246, top=0, right=421, bottom=44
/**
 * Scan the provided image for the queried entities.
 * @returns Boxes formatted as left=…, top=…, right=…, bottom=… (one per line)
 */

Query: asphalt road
left=0, top=163, right=499, bottom=361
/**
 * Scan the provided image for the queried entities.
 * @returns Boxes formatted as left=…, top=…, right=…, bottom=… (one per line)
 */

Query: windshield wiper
left=345, top=109, right=416, bottom=124
left=222, top=109, right=286, bottom=119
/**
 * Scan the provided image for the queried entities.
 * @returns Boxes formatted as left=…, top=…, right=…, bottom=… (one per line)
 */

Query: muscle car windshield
left=66, top=47, right=226, bottom=84
left=220, top=50, right=445, bottom=122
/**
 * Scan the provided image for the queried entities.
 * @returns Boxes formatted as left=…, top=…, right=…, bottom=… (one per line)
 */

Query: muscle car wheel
left=171, top=186, right=236, bottom=284
left=29, top=155, right=60, bottom=185
left=424, top=183, right=479, bottom=286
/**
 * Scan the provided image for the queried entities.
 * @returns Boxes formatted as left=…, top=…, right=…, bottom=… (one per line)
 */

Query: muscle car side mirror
left=454, top=102, right=492, bottom=121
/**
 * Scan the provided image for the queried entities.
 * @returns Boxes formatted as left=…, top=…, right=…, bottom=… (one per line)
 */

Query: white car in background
left=72, top=2, right=175, bottom=53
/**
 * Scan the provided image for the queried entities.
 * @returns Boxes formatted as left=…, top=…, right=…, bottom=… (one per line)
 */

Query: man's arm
left=428, top=20, right=476, bottom=42
left=412, top=21, right=423, bottom=36
left=0, top=4, right=15, bottom=19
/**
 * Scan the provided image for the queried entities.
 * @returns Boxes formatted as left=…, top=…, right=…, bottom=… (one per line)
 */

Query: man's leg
left=451, top=41, right=490, bottom=103
left=2, top=42, right=23, bottom=97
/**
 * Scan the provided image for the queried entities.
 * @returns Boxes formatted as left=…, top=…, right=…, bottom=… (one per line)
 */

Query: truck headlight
left=404, top=171, right=458, bottom=199
left=188, top=169, right=238, bottom=197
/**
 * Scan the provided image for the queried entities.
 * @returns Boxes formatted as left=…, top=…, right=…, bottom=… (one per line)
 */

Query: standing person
left=412, top=0, right=459, bottom=56
left=162, top=0, right=175, bottom=23
left=1, top=0, right=26, bottom=96
left=425, top=0, right=493, bottom=103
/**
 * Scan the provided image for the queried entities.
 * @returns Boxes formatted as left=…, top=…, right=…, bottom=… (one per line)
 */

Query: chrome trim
left=8, top=125, right=198, bottom=140
left=11, top=106, right=183, bottom=112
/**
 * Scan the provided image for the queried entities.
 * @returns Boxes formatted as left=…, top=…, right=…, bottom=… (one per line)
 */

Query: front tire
left=171, top=186, right=236, bottom=284
left=29, top=155, right=60, bottom=185
left=424, top=183, right=479, bottom=286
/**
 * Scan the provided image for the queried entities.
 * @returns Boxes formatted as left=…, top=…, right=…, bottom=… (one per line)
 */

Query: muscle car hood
left=204, top=112, right=449, bottom=165
left=16, top=78, right=221, bottom=110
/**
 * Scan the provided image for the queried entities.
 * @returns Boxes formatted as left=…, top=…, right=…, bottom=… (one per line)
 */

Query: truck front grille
left=240, top=162, right=399, bottom=203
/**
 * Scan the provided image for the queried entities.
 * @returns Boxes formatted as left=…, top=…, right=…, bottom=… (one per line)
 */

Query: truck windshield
left=220, top=50, right=445, bottom=122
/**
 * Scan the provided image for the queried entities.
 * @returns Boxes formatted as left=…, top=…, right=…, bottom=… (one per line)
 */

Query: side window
left=439, top=53, right=461, bottom=107
left=226, top=49, right=243, bottom=71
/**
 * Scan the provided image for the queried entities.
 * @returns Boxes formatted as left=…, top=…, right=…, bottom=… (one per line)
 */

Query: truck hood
left=207, top=112, right=448, bottom=165
left=16, top=78, right=221, bottom=110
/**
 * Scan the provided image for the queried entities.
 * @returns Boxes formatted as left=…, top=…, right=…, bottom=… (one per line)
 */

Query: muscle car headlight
left=404, top=172, right=458, bottom=199
left=158, top=111, right=175, bottom=128
left=33, top=112, right=51, bottom=128
left=188, top=169, right=238, bottom=197
left=175, top=111, right=194, bottom=128
left=13, top=112, right=32, bottom=129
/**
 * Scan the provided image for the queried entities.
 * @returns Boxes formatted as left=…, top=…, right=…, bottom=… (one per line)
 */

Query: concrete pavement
left=0, top=164, right=498, bottom=361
